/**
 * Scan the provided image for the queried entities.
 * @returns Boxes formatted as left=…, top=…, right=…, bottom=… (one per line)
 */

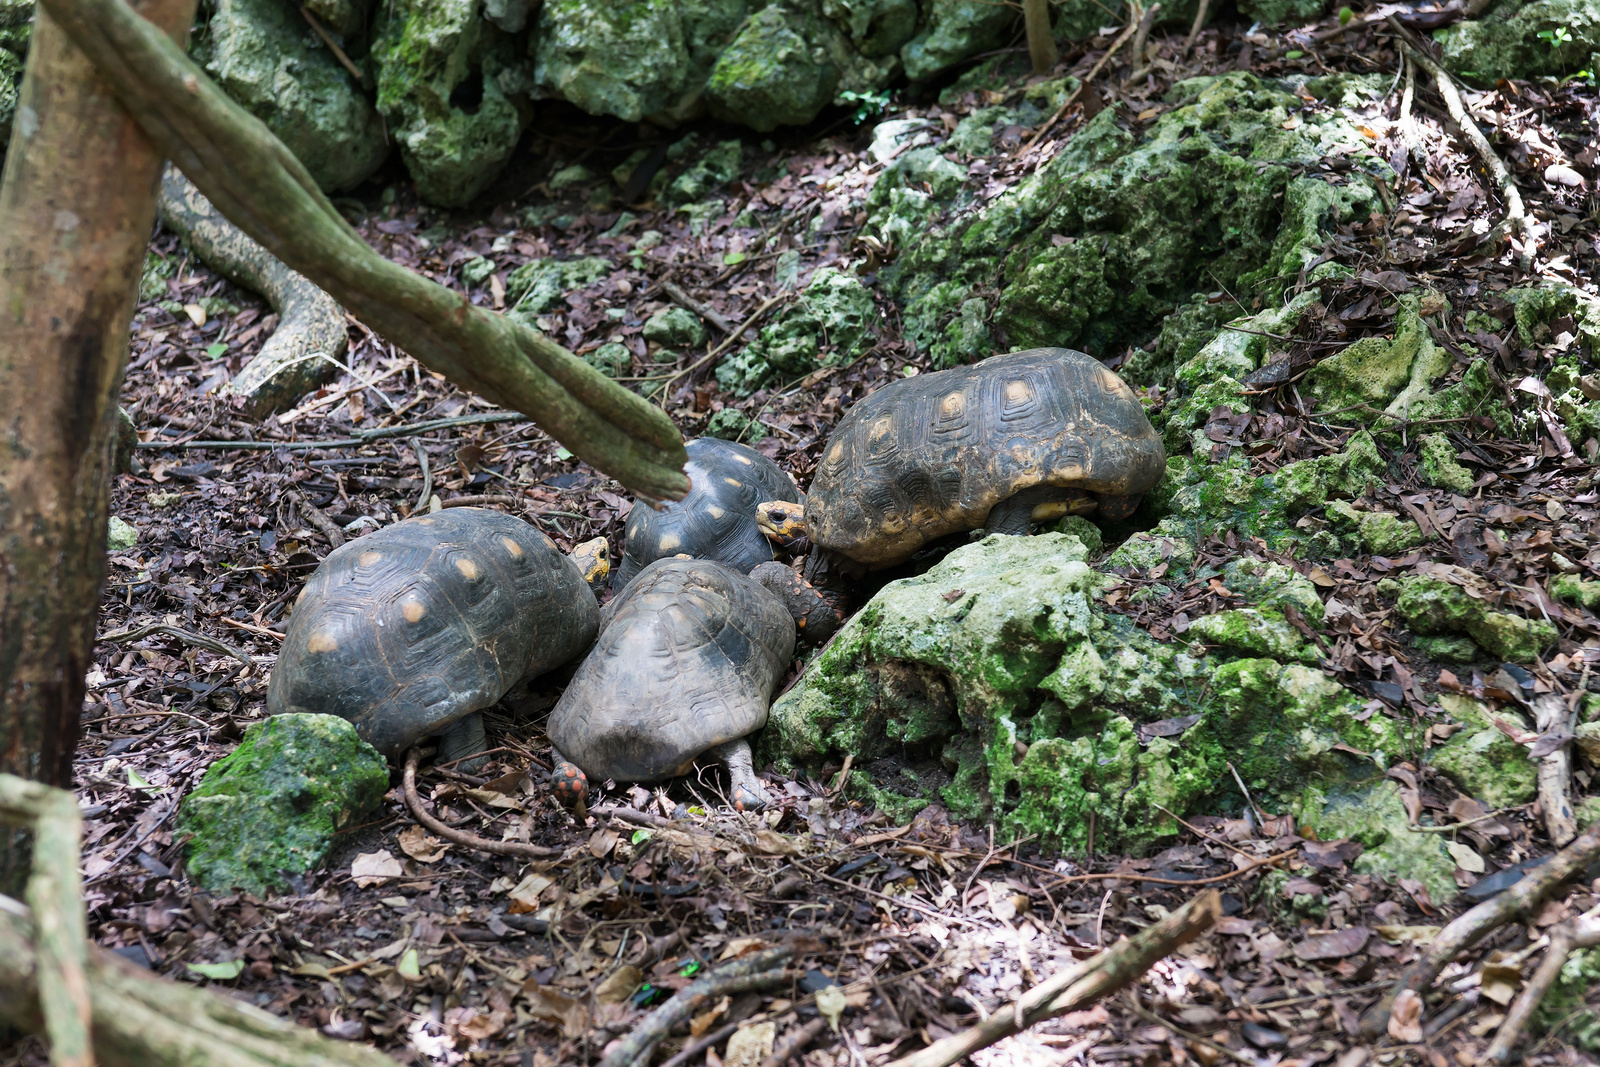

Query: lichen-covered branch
left=157, top=166, right=346, bottom=417
left=1484, top=906, right=1600, bottom=1062
left=35, top=0, right=688, bottom=501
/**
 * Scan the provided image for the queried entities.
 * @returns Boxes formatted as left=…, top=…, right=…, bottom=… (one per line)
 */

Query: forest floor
left=11, top=8, right=1600, bottom=1067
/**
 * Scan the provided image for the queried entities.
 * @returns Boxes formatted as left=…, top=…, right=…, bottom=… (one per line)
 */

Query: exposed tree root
left=157, top=167, right=347, bottom=418
left=885, top=889, right=1223, bottom=1067
left=1532, top=692, right=1579, bottom=846
left=597, top=946, right=798, bottom=1067
left=402, top=749, right=563, bottom=860
left=1485, top=905, right=1600, bottom=1062
left=1360, top=818, right=1600, bottom=1038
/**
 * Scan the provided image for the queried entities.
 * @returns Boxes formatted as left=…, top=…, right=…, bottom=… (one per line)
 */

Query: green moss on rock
left=1413, top=634, right=1480, bottom=663
left=1419, top=432, right=1476, bottom=495
left=716, top=267, right=878, bottom=394
left=1298, top=779, right=1458, bottom=903
left=900, top=0, right=1014, bottom=81
left=1436, top=0, right=1600, bottom=82
left=644, top=306, right=710, bottom=348
left=1395, top=575, right=1557, bottom=662
left=1429, top=692, right=1537, bottom=807
left=1189, top=608, right=1311, bottom=661
left=177, top=713, right=388, bottom=896
left=707, top=5, right=838, bottom=131
left=1325, top=501, right=1425, bottom=557
left=1553, top=574, right=1600, bottom=611
left=505, top=257, right=613, bottom=320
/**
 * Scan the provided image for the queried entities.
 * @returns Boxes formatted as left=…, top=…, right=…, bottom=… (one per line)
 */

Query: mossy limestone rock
left=1419, top=433, right=1476, bottom=495
left=707, top=5, right=839, bottom=131
left=1436, top=0, right=1600, bottom=82
left=717, top=266, right=878, bottom=394
left=373, top=0, right=527, bottom=207
left=1188, top=608, right=1310, bottom=661
left=177, top=713, right=388, bottom=896
left=106, top=516, right=139, bottom=553
left=1395, top=575, right=1557, bottom=662
left=823, top=0, right=918, bottom=55
left=1430, top=693, right=1536, bottom=807
left=505, top=257, right=613, bottom=321
left=196, top=0, right=389, bottom=192
left=900, top=0, right=1015, bottom=81
left=1299, top=779, right=1458, bottom=903
left=644, top=306, right=710, bottom=348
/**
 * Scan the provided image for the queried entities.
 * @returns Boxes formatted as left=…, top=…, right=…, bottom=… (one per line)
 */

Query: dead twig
left=1485, top=905, right=1600, bottom=1062
left=1017, top=18, right=1139, bottom=158
left=662, top=281, right=735, bottom=336
left=1532, top=692, right=1578, bottom=846
left=760, top=1016, right=831, bottom=1067
left=597, top=947, right=797, bottom=1067
left=440, top=494, right=524, bottom=509
left=402, top=750, right=562, bottom=859
left=1180, top=0, right=1211, bottom=58
left=288, top=487, right=345, bottom=549
left=409, top=437, right=433, bottom=513
left=97, top=622, right=257, bottom=670
left=886, top=890, right=1223, bottom=1067
left=1389, top=20, right=1534, bottom=266
left=1126, top=2, right=1161, bottom=83
left=1360, top=818, right=1600, bottom=1038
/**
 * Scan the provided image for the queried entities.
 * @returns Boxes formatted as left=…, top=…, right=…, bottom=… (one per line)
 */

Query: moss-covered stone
left=704, top=407, right=767, bottom=441
left=177, top=713, right=388, bottom=896
left=1105, top=520, right=1199, bottom=577
left=1305, top=314, right=1426, bottom=413
left=504, top=257, right=613, bottom=320
left=532, top=0, right=747, bottom=123
left=1395, top=575, right=1557, bottom=662
left=644, top=306, right=710, bottom=348
left=1055, top=516, right=1103, bottom=557
left=1405, top=359, right=1518, bottom=437
left=1419, top=432, right=1476, bottom=495
left=1553, top=574, right=1600, bottom=612
left=706, top=5, right=838, bottom=131
left=1325, top=501, right=1425, bottom=557
left=586, top=342, right=632, bottom=379
left=1223, top=557, right=1325, bottom=625
left=823, top=0, right=917, bottom=56
left=106, top=516, right=139, bottom=552
left=372, top=0, right=527, bottom=206
left=1239, top=0, right=1328, bottom=26
left=1413, top=634, right=1480, bottom=663
left=716, top=266, right=878, bottom=393
left=900, top=0, right=1014, bottom=81
left=1297, top=779, right=1458, bottom=903
left=1436, top=0, right=1600, bottom=82
left=1189, top=608, right=1311, bottom=661
left=1429, top=693, right=1537, bottom=807
left=665, top=139, right=744, bottom=204
left=194, top=0, right=388, bottom=192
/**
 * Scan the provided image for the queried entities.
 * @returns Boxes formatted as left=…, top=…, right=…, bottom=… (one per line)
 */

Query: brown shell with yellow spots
left=267, top=508, right=599, bottom=757
left=807, top=349, right=1166, bottom=567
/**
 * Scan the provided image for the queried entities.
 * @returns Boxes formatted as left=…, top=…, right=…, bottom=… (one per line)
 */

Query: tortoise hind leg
left=438, top=712, right=489, bottom=773
left=551, top=748, right=589, bottom=814
left=711, top=737, right=771, bottom=812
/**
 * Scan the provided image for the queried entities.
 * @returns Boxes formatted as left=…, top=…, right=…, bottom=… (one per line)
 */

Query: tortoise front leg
left=551, top=748, right=590, bottom=813
left=438, top=712, right=489, bottom=773
left=710, top=737, right=771, bottom=812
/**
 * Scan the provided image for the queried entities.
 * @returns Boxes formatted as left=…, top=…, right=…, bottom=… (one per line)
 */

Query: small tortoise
left=772, top=348, right=1165, bottom=569
left=548, top=557, right=829, bottom=811
left=268, top=508, right=606, bottom=766
left=612, top=437, right=803, bottom=591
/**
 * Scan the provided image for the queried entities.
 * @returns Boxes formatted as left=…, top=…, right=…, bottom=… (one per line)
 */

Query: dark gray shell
left=549, top=558, right=795, bottom=783
left=612, top=437, right=802, bottom=590
left=807, top=348, right=1165, bottom=567
left=267, top=508, right=599, bottom=757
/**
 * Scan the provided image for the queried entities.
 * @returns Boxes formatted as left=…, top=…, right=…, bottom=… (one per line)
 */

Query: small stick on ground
left=1389, top=21, right=1534, bottom=265
left=288, top=487, right=346, bottom=549
left=885, top=890, right=1223, bottom=1067
left=1180, top=0, right=1211, bottom=58
left=1398, top=55, right=1427, bottom=171
left=1485, top=905, right=1600, bottom=1062
left=1533, top=692, right=1579, bottom=846
left=1017, top=18, right=1139, bottom=157
left=97, top=622, right=257, bottom=670
left=662, top=281, right=736, bottom=335
left=402, top=750, right=562, bottom=859
left=761, top=1016, right=831, bottom=1067
left=409, top=437, right=433, bottom=513
left=441, top=494, right=524, bottom=509
left=597, top=947, right=798, bottom=1067
left=1360, top=818, right=1600, bottom=1038
left=1126, top=2, right=1162, bottom=83
left=647, top=293, right=791, bottom=399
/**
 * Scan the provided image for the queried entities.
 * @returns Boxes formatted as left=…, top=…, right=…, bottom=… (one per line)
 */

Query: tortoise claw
left=552, top=757, right=589, bottom=811
left=731, top=782, right=770, bottom=812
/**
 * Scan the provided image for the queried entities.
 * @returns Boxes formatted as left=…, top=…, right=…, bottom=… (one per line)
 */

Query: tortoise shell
left=549, top=558, right=795, bottom=784
left=806, top=348, right=1165, bottom=567
left=267, top=508, right=599, bottom=758
left=612, top=437, right=802, bottom=590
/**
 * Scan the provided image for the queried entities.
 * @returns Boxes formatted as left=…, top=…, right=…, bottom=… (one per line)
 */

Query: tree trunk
left=0, top=0, right=196, bottom=888
left=1023, top=0, right=1059, bottom=73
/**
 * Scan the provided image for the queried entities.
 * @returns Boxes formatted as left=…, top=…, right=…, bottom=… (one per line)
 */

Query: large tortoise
left=268, top=508, right=606, bottom=766
left=778, top=348, right=1165, bottom=569
left=548, top=557, right=828, bottom=811
left=612, top=437, right=803, bottom=591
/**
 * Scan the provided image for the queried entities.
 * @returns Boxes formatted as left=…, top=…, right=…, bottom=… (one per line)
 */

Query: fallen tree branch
left=38, top=0, right=688, bottom=501
left=1484, top=905, right=1600, bottom=1062
left=158, top=167, right=347, bottom=417
left=1389, top=20, right=1534, bottom=267
left=662, top=281, right=735, bottom=336
left=886, top=889, right=1223, bottom=1067
left=96, top=622, right=257, bottom=670
left=0, top=774, right=92, bottom=1067
left=1532, top=692, right=1578, bottom=846
left=1360, top=818, right=1600, bottom=1038
left=1017, top=18, right=1138, bottom=158
left=597, top=947, right=798, bottom=1067
left=402, top=750, right=562, bottom=859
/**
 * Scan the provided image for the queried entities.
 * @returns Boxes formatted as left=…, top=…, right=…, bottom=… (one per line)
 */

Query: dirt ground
left=10, top=8, right=1600, bottom=1066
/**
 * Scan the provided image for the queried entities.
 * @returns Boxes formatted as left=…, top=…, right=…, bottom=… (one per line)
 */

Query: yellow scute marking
left=941, top=392, right=964, bottom=417
left=735, top=454, right=752, bottom=464
left=868, top=415, right=894, bottom=443
left=1005, top=380, right=1033, bottom=404
left=307, top=631, right=338, bottom=653
left=659, top=534, right=682, bottom=552
left=455, top=557, right=481, bottom=580
left=706, top=506, right=724, bottom=519
left=724, top=477, right=741, bottom=487
left=358, top=551, right=383, bottom=567
left=827, top=442, right=844, bottom=463
left=402, top=599, right=425, bottom=623
left=500, top=537, right=524, bottom=557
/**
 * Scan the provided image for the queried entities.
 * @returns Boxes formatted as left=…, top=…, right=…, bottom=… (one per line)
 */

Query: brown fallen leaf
left=1389, top=988, right=1424, bottom=1042
left=691, top=995, right=731, bottom=1038
left=521, top=983, right=589, bottom=1039
left=350, top=850, right=403, bottom=888
left=1293, top=926, right=1370, bottom=961
left=590, top=827, right=620, bottom=859
left=398, top=825, right=449, bottom=863
left=594, top=965, right=643, bottom=1005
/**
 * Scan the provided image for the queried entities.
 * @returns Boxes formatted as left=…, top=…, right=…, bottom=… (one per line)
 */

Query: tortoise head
left=755, top=499, right=807, bottom=547
left=748, top=561, right=841, bottom=645
left=569, top=537, right=611, bottom=592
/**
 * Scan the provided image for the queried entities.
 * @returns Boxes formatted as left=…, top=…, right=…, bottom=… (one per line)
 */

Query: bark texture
left=0, top=0, right=196, bottom=850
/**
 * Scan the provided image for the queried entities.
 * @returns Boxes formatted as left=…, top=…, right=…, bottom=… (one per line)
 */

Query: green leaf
left=1284, top=50, right=1304, bottom=59
left=127, top=769, right=159, bottom=793
left=187, top=959, right=244, bottom=981
left=397, top=947, right=422, bottom=981
left=630, top=829, right=654, bottom=845
left=722, top=252, right=747, bottom=265
left=1338, top=6, right=1354, bottom=22
left=554, top=447, right=573, bottom=461
left=205, top=342, right=229, bottom=360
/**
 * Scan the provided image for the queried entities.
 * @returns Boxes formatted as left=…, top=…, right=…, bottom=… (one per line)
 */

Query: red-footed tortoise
left=612, top=437, right=804, bottom=591
left=765, top=348, right=1165, bottom=570
left=267, top=508, right=607, bottom=768
left=547, top=557, right=831, bottom=811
